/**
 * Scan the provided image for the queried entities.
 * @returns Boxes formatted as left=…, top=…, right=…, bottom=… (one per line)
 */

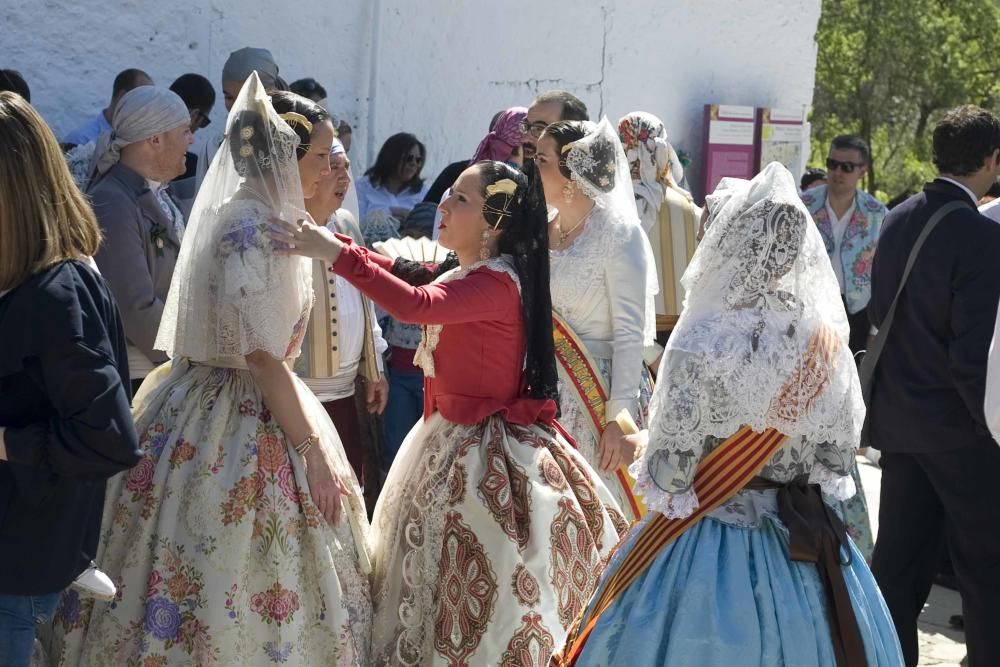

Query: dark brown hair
left=933, top=105, right=1000, bottom=176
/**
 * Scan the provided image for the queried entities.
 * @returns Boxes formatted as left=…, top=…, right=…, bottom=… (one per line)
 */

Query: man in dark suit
left=869, top=105, right=1000, bottom=666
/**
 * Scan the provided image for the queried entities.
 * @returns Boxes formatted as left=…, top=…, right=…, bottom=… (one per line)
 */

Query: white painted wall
left=4, top=0, right=821, bottom=201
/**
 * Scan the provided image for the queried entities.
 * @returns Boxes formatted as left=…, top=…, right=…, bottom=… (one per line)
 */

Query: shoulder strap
left=859, top=199, right=968, bottom=446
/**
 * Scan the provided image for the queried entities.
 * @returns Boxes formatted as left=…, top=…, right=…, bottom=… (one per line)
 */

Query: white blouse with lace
left=549, top=204, right=650, bottom=421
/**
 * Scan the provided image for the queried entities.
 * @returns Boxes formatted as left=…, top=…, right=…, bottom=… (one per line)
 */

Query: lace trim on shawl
left=413, top=255, right=520, bottom=377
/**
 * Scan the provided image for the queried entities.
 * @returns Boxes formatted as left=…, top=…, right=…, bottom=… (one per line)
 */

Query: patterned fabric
left=618, top=112, right=700, bottom=323
left=368, top=413, right=623, bottom=666
left=801, top=185, right=886, bottom=315
left=48, top=361, right=373, bottom=666
left=557, top=356, right=652, bottom=519
left=470, top=106, right=528, bottom=165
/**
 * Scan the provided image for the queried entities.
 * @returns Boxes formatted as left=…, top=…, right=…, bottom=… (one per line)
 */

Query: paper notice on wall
left=701, top=104, right=759, bottom=200
left=757, top=107, right=808, bottom=179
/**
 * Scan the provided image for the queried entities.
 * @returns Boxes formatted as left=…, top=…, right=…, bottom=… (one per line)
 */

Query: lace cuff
left=640, top=485, right=700, bottom=520
left=809, top=464, right=856, bottom=501
left=630, top=458, right=700, bottom=519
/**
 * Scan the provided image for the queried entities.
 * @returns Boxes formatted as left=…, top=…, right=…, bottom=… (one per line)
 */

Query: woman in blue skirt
left=557, top=163, right=903, bottom=667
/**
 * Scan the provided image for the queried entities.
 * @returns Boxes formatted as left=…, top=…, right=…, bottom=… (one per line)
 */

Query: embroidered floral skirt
left=48, top=360, right=372, bottom=666
left=557, top=357, right=653, bottom=518
left=368, top=412, right=625, bottom=666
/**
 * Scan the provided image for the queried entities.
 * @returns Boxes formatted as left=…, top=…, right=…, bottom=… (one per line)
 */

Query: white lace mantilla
left=413, top=255, right=520, bottom=377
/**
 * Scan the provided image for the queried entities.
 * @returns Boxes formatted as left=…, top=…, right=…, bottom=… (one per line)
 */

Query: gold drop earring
left=479, top=229, right=492, bottom=261
left=562, top=180, right=575, bottom=204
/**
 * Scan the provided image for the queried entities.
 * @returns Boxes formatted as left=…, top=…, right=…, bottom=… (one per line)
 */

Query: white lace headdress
left=155, top=72, right=312, bottom=361
left=632, top=163, right=864, bottom=496
left=563, top=117, right=659, bottom=344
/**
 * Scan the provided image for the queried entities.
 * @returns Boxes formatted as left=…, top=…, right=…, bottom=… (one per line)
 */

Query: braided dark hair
left=477, top=161, right=559, bottom=403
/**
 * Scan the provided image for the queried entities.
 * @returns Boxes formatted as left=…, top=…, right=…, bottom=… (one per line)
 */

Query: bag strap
left=859, top=199, right=968, bottom=445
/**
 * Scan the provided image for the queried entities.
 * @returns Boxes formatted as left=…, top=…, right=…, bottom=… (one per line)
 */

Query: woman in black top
left=0, top=91, right=141, bottom=665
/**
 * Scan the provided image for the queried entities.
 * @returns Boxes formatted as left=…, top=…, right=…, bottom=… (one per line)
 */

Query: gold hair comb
left=483, top=178, right=518, bottom=229
left=280, top=112, right=313, bottom=135
left=485, top=178, right=518, bottom=198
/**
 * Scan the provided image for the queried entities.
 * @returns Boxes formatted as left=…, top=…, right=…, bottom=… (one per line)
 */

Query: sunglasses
left=825, top=157, right=864, bottom=173
left=192, top=109, right=211, bottom=129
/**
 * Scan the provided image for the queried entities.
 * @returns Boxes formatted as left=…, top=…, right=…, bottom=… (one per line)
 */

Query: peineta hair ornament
left=482, top=178, right=519, bottom=229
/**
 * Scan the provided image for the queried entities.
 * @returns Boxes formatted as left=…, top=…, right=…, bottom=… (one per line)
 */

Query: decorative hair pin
left=280, top=112, right=313, bottom=135
left=483, top=178, right=518, bottom=229
left=485, top=178, right=517, bottom=198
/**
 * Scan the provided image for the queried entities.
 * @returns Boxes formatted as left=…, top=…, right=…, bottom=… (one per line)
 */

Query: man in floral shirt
left=802, top=135, right=887, bottom=354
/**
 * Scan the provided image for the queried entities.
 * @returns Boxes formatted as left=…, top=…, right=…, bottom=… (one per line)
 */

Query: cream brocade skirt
left=48, top=360, right=372, bottom=666
left=369, top=412, right=625, bottom=666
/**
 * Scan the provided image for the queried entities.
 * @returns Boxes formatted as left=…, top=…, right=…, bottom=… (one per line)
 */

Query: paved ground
left=857, top=457, right=968, bottom=667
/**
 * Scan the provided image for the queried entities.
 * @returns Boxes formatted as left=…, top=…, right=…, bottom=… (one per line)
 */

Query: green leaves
left=812, top=0, right=1000, bottom=198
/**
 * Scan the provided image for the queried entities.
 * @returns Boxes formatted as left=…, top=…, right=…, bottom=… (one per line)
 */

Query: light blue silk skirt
left=574, top=501, right=904, bottom=667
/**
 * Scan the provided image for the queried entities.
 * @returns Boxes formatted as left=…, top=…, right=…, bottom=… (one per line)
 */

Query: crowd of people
left=1, top=43, right=1000, bottom=667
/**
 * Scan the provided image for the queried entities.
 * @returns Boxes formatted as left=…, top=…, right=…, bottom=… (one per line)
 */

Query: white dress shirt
left=979, top=197, right=1000, bottom=223
left=986, top=306, right=1000, bottom=443
left=300, top=213, right=387, bottom=402
left=937, top=176, right=978, bottom=205
left=354, top=175, right=429, bottom=224
left=63, top=111, right=112, bottom=147
left=825, top=199, right=856, bottom=295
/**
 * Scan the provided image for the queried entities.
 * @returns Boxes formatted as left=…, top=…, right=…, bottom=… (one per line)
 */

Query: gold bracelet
left=294, top=433, right=318, bottom=457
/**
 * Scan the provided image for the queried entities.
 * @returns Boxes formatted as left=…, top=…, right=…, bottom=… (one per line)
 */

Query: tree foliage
left=812, top=0, right=1000, bottom=199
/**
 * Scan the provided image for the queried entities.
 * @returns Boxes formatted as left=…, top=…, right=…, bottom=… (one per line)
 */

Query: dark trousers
left=323, top=396, right=365, bottom=488
left=871, top=446, right=1000, bottom=666
left=846, top=305, right=870, bottom=357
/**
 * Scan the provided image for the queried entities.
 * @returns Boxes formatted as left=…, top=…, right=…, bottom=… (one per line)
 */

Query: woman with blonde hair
left=0, top=91, right=142, bottom=664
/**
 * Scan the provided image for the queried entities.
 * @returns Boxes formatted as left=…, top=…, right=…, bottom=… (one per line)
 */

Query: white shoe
left=70, top=563, right=116, bottom=601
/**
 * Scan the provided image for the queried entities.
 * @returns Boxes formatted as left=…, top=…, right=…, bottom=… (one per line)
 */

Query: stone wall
left=4, top=0, right=821, bottom=199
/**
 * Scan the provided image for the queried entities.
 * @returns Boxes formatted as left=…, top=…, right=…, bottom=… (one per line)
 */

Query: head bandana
left=470, top=106, right=528, bottom=165
left=618, top=111, right=690, bottom=230
left=222, top=47, right=280, bottom=89
left=90, top=86, right=190, bottom=182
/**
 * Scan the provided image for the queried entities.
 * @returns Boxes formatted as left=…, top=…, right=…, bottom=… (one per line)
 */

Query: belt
left=744, top=475, right=867, bottom=667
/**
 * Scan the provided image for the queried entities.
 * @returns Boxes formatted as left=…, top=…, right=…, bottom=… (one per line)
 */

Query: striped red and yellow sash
left=552, top=311, right=646, bottom=521
left=555, top=426, right=789, bottom=666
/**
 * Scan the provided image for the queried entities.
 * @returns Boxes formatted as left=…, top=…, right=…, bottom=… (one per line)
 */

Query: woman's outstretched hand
left=269, top=218, right=345, bottom=263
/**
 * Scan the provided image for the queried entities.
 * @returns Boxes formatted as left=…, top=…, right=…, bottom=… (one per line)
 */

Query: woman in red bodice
left=273, top=161, right=624, bottom=666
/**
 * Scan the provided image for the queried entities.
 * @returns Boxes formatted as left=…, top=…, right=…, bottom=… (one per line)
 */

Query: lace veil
left=156, top=72, right=313, bottom=362
left=632, top=163, right=864, bottom=498
left=564, top=117, right=658, bottom=344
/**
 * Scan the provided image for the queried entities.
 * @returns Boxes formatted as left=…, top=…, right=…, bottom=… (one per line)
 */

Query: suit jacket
left=802, top=184, right=886, bottom=314
left=89, top=163, right=182, bottom=365
left=869, top=179, right=1000, bottom=453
